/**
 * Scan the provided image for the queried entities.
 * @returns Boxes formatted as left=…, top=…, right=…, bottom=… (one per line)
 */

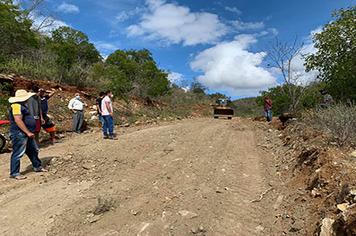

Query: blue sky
left=27, top=0, right=355, bottom=98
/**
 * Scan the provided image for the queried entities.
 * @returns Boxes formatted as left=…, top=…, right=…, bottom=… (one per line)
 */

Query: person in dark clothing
left=8, top=90, right=48, bottom=180
left=264, top=96, right=273, bottom=122
left=96, top=92, right=105, bottom=127
left=39, top=89, right=56, bottom=144
left=27, top=85, right=43, bottom=144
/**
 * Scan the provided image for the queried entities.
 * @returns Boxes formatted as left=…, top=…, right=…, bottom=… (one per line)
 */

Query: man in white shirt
left=101, top=90, right=115, bottom=139
left=68, top=93, right=85, bottom=133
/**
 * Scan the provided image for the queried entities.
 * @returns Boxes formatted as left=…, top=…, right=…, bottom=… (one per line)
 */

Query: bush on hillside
left=302, top=103, right=356, bottom=147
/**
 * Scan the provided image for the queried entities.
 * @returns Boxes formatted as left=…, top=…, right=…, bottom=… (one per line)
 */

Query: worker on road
left=264, top=96, right=273, bottom=122
left=8, top=90, right=48, bottom=180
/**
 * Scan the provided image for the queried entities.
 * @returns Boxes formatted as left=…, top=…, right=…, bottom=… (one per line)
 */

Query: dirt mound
left=271, top=121, right=356, bottom=235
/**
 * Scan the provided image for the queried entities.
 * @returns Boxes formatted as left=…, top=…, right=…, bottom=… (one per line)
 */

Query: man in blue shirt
left=8, top=90, right=47, bottom=180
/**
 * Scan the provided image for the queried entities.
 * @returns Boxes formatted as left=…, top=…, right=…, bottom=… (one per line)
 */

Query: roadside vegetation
left=0, top=0, right=213, bottom=120
left=232, top=7, right=355, bottom=148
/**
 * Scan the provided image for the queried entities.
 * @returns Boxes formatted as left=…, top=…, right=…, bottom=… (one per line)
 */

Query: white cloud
left=225, top=6, right=242, bottom=15
left=116, top=7, right=143, bottom=22
left=168, top=72, right=184, bottom=84
left=127, top=0, right=227, bottom=46
left=232, top=20, right=265, bottom=31
left=57, top=2, right=80, bottom=14
left=94, top=41, right=117, bottom=51
left=94, top=41, right=119, bottom=59
left=190, top=34, right=277, bottom=96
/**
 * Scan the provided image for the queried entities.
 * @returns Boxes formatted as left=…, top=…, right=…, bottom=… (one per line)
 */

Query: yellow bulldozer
left=213, top=98, right=234, bottom=120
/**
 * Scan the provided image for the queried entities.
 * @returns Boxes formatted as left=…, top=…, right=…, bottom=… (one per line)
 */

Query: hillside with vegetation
left=0, top=0, right=213, bottom=125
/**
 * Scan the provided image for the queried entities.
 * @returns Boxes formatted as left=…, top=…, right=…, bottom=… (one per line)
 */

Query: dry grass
left=302, top=103, right=356, bottom=147
left=93, top=197, right=115, bottom=215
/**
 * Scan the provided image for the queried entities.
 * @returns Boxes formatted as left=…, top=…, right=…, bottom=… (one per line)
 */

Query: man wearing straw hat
left=8, top=89, right=48, bottom=180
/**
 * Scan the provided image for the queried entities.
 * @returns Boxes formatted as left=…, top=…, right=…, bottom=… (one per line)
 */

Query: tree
left=306, top=7, right=356, bottom=101
left=267, top=38, right=307, bottom=112
left=257, top=83, right=322, bottom=115
left=0, top=0, right=38, bottom=58
left=89, top=63, right=132, bottom=99
left=49, top=26, right=101, bottom=84
left=106, top=49, right=170, bottom=98
left=209, top=93, right=229, bottom=101
left=190, top=81, right=206, bottom=95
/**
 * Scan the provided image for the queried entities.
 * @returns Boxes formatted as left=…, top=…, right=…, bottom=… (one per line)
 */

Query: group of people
left=67, top=90, right=116, bottom=139
left=66, top=90, right=116, bottom=139
left=8, top=87, right=117, bottom=180
left=8, top=86, right=56, bottom=180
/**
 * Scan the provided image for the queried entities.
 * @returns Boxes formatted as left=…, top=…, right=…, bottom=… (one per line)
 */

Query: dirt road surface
left=0, top=118, right=283, bottom=236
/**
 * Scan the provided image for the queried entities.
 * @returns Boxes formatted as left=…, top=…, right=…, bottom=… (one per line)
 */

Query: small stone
left=311, top=189, right=322, bottom=198
left=82, top=163, right=93, bottom=170
left=130, top=209, right=141, bottom=216
left=350, top=151, right=356, bottom=158
left=273, top=195, right=284, bottom=210
left=191, top=227, right=199, bottom=234
left=198, top=226, right=205, bottom=232
left=178, top=210, right=198, bottom=219
left=337, top=203, right=349, bottom=212
left=255, top=225, right=264, bottom=233
left=320, top=218, right=335, bottom=236
left=63, top=155, right=73, bottom=161
left=88, top=215, right=101, bottom=223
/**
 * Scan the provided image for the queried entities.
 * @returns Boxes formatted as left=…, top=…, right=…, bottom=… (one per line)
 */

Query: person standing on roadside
left=101, top=90, right=116, bottom=139
left=27, top=85, right=43, bottom=144
left=8, top=90, right=48, bottom=180
left=96, top=92, right=105, bottom=127
left=264, top=96, right=273, bottom=122
left=39, top=89, right=57, bottom=144
left=68, top=93, right=85, bottom=133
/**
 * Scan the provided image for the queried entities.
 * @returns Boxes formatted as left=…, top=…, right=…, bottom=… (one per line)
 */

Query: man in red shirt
left=264, top=97, right=273, bottom=122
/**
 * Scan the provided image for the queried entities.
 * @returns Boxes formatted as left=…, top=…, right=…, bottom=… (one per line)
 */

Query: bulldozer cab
left=213, top=98, right=234, bottom=119
left=216, top=98, right=228, bottom=107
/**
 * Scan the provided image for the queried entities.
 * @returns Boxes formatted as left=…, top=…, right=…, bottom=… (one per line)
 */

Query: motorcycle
left=0, top=120, right=10, bottom=153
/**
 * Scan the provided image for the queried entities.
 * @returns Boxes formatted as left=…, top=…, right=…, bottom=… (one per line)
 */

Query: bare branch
left=266, top=37, right=307, bottom=112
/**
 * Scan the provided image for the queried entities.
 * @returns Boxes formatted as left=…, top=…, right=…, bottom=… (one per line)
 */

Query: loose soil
left=0, top=118, right=286, bottom=236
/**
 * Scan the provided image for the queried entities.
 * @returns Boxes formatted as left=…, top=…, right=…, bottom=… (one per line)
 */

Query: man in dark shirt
left=96, top=92, right=105, bottom=126
left=39, top=89, right=56, bottom=144
left=8, top=90, right=47, bottom=180
left=27, top=85, right=43, bottom=144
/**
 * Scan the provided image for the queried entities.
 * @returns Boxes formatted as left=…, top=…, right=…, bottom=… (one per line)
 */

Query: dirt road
left=0, top=118, right=283, bottom=236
